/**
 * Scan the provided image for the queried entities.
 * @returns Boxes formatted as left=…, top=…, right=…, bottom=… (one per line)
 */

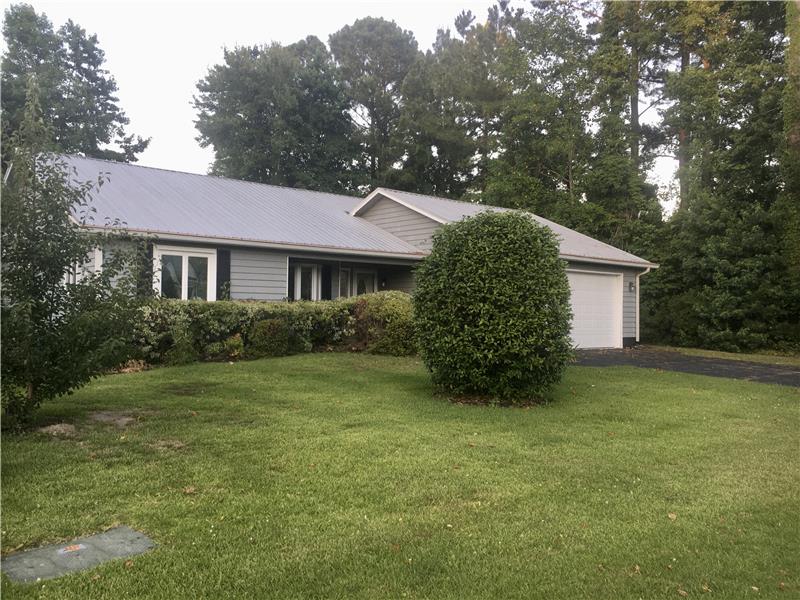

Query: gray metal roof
left=64, top=155, right=423, bottom=257
left=369, top=188, right=656, bottom=268
left=63, top=155, right=654, bottom=267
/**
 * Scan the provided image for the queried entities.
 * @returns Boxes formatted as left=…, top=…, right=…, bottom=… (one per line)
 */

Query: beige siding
left=229, top=249, right=288, bottom=301
left=359, top=196, right=441, bottom=251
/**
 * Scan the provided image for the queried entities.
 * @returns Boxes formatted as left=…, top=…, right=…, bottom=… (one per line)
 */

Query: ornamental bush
left=248, top=318, right=291, bottom=358
left=413, top=211, right=573, bottom=403
left=132, top=291, right=415, bottom=365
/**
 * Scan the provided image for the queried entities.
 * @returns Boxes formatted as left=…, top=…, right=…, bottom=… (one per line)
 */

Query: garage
left=566, top=270, right=622, bottom=349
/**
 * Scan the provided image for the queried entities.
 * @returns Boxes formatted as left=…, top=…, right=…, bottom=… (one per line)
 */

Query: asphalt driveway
left=575, top=346, right=800, bottom=387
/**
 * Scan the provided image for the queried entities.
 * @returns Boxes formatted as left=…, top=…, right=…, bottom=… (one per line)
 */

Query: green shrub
left=204, top=334, right=245, bottom=361
left=353, top=291, right=416, bottom=355
left=413, top=211, right=573, bottom=403
left=249, top=318, right=291, bottom=357
left=132, top=291, right=414, bottom=365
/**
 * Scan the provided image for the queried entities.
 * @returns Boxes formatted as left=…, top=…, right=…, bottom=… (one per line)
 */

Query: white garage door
left=567, top=271, right=622, bottom=349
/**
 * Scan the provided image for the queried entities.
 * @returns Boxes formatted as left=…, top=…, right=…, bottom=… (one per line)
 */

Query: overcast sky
left=4, top=0, right=677, bottom=209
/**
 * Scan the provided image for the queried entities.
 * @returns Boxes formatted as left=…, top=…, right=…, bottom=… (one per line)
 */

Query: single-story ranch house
left=65, top=154, right=657, bottom=349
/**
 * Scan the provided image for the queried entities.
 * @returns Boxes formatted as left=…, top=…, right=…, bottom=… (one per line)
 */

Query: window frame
left=354, top=269, right=377, bottom=296
left=292, top=263, right=321, bottom=301
left=338, top=267, right=351, bottom=298
left=153, top=244, right=217, bottom=301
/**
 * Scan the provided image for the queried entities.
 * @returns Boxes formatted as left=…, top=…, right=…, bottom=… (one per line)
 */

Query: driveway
left=575, top=346, right=800, bottom=387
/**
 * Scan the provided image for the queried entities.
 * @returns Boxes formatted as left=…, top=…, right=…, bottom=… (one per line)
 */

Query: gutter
left=77, top=224, right=659, bottom=270
left=560, top=254, right=659, bottom=270
left=78, top=224, right=426, bottom=262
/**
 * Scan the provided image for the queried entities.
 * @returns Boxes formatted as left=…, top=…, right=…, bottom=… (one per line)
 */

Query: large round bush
left=413, top=211, right=573, bottom=402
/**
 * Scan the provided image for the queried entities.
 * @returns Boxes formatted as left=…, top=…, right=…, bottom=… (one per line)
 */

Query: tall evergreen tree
left=779, top=0, right=800, bottom=290
left=642, top=1, right=795, bottom=350
left=1, top=3, right=149, bottom=162
left=329, top=17, right=419, bottom=188
left=482, top=2, right=593, bottom=221
left=386, top=47, right=476, bottom=197
left=194, top=37, right=358, bottom=192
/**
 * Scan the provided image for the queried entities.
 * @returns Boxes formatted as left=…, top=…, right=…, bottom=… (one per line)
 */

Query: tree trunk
left=677, top=38, right=689, bottom=209
left=630, top=0, right=641, bottom=172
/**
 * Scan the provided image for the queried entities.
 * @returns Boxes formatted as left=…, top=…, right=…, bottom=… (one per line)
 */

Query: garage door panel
left=567, top=271, right=621, bottom=349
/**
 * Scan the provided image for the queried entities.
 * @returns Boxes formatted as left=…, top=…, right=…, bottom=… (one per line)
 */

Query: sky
left=3, top=0, right=678, bottom=210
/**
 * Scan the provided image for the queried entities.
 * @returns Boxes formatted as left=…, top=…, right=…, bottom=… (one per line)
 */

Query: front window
left=291, top=264, right=321, bottom=301
left=161, top=255, right=183, bottom=299
left=154, top=245, right=217, bottom=301
left=354, top=270, right=376, bottom=295
left=339, top=268, right=351, bottom=298
left=187, top=256, right=208, bottom=300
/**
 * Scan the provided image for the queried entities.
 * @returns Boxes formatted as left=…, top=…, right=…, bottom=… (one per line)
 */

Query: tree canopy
left=194, top=36, right=358, bottom=192
left=1, top=79, right=148, bottom=426
left=1, top=3, right=149, bottom=162
left=4, top=1, right=794, bottom=353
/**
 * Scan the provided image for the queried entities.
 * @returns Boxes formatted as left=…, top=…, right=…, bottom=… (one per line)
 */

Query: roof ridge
left=60, top=154, right=360, bottom=201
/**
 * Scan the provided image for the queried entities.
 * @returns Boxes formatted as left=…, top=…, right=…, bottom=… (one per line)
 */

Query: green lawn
left=2, top=354, right=798, bottom=599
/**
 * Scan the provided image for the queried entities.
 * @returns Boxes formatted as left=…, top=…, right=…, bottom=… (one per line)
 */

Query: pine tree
left=1, top=4, right=149, bottom=162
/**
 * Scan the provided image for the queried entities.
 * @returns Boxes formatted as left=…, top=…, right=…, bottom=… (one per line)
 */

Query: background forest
left=3, top=1, right=798, bottom=352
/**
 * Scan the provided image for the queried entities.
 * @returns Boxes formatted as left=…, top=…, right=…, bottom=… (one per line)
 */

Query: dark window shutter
left=137, top=241, right=155, bottom=298
left=321, top=265, right=332, bottom=300
left=217, top=249, right=231, bottom=300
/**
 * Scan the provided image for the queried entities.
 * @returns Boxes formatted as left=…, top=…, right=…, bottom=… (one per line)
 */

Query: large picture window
left=153, top=245, right=217, bottom=301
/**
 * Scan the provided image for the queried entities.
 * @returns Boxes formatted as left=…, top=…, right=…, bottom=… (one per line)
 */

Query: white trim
left=350, top=188, right=448, bottom=224
left=563, top=254, right=658, bottom=269
left=152, top=244, right=217, bottom=301
left=285, top=255, right=290, bottom=300
left=565, top=268, right=624, bottom=349
left=78, top=225, right=658, bottom=271
left=93, top=247, right=103, bottom=273
left=291, top=262, right=321, bottom=301
left=80, top=225, right=426, bottom=261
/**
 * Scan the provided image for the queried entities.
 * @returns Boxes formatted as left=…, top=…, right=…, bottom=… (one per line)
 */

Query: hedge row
left=132, top=291, right=416, bottom=364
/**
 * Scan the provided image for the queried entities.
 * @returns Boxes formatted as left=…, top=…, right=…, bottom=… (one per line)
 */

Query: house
left=65, top=155, right=657, bottom=349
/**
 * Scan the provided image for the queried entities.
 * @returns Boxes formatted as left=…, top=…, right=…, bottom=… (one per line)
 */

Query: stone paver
left=2, top=526, right=155, bottom=583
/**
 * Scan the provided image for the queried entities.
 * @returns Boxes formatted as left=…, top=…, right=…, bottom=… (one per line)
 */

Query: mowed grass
left=2, top=354, right=798, bottom=599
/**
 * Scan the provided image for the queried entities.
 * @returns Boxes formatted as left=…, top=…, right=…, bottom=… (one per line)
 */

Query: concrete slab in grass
left=1, top=526, right=155, bottom=583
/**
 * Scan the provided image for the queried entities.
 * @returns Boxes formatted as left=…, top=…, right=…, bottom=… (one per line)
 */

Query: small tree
left=1, top=78, right=146, bottom=427
left=413, top=211, right=573, bottom=403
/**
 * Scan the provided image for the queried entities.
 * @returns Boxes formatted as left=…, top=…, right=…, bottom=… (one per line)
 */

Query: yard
left=2, top=354, right=798, bottom=599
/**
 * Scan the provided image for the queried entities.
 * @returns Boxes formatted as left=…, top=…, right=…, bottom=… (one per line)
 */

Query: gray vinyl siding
left=359, top=196, right=441, bottom=251
left=229, top=249, right=288, bottom=301
left=566, top=261, right=640, bottom=340
left=623, top=271, right=637, bottom=339
left=378, top=265, right=415, bottom=294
